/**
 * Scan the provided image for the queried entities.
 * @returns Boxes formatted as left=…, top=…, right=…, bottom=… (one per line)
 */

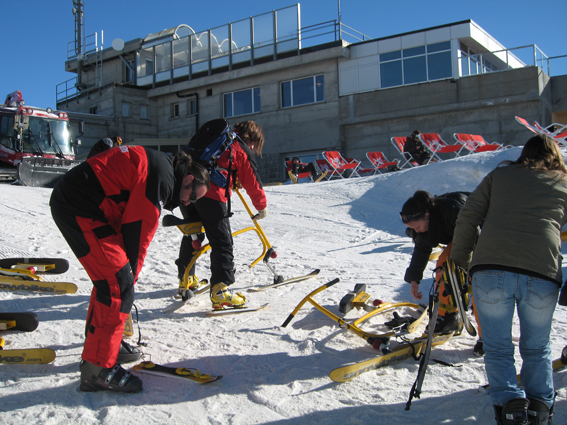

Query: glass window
left=281, top=75, right=324, bottom=108
left=122, top=103, right=130, bottom=118
left=428, top=41, right=451, bottom=54
left=171, top=103, right=179, bottom=118
left=404, top=55, right=427, bottom=84
left=380, top=50, right=401, bottom=62
left=187, top=99, right=196, bottom=115
left=428, top=51, right=452, bottom=80
left=403, top=46, right=425, bottom=58
left=224, top=87, right=261, bottom=118
left=380, top=60, right=403, bottom=88
left=140, top=105, right=149, bottom=120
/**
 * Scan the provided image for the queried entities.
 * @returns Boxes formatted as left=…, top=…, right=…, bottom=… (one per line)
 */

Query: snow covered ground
left=1, top=146, right=567, bottom=425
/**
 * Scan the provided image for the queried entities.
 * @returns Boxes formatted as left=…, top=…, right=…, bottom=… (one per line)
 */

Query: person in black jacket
left=404, top=130, right=431, bottom=165
left=400, top=190, right=483, bottom=353
left=87, top=136, right=123, bottom=159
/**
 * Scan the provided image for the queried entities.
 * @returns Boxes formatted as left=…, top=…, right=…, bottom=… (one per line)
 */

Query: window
left=89, top=106, right=97, bottom=115
left=379, top=41, right=452, bottom=88
left=224, top=87, right=261, bottom=118
left=281, top=75, right=324, bottom=108
left=187, top=99, right=197, bottom=115
left=145, top=59, right=154, bottom=76
left=124, top=59, right=135, bottom=83
left=171, top=102, right=179, bottom=118
left=121, top=103, right=130, bottom=118
left=140, top=105, right=149, bottom=120
left=0, top=115, right=15, bottom=149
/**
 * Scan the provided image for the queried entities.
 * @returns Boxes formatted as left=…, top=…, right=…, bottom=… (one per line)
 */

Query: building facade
left=57, top=4, right=566, bottom=182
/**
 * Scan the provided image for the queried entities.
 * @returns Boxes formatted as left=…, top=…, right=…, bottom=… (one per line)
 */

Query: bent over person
left=50, top=146, right=209, bottom=393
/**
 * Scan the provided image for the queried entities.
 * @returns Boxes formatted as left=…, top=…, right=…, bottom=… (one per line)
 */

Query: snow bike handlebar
left=282, top=280, right=425, bottom=347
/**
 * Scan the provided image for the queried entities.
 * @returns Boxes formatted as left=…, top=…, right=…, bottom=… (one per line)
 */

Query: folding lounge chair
left=516, top=116, right=567, bottom=148
left=453, top=133, right=502, bottom=154
left=366, top=151, right=400, bottom=174
left=391, top=137, right=419, bottom=169
left=418, top=133, right=463, bottom=162
left=344, top=158, right=375, bottom=176
left=285, top=160, right=312, bottom=184
left=322, top=151, right=362, bottom=178
left=315, top=159, right=334, bottom=180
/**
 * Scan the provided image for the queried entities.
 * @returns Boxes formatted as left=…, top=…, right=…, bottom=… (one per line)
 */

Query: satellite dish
left=112, top=38, right=125, bottom=51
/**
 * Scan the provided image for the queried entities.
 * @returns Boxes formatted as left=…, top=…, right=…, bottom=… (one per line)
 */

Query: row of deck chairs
left=287, top=131, right=510, bottom=182
left=391, top=132, right=505, bottom=168
left=515, top=116, right=567, bottom=148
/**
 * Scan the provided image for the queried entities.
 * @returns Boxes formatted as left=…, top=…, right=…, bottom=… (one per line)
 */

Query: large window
left=380, top=41, right=452, bottom=88
left=224, top=87, right=261, bottom=118
left=281, top=75, right=324, bottom=108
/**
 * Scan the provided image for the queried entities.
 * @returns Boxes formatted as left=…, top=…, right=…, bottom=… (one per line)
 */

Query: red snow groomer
left=0, top=90, right=83, bottom=187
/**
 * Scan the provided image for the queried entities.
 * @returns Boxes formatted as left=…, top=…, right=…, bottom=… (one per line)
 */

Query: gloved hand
left=253, top=207, right=268, bottom=220
left=384, top=312, right=416, bottom=329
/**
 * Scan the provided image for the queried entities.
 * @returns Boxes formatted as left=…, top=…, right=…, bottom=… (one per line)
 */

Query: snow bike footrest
left=339, top=284, right=374, bottom=314
left=162, top=216, right=205, bottom=236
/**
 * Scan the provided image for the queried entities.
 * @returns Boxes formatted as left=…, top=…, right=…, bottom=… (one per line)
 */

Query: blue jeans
left=472, top=270, right=558, bottom=408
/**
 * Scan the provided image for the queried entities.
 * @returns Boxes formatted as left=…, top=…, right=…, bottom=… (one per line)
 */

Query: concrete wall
left=340, top=66, right=553, bottom=162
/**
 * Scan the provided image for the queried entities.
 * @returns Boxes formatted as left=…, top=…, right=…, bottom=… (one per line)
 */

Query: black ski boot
left=79, top=360, right=142, bottom=393
left=434, top=312, right=461, bottom=334
left=473, top=338, right=485, bottom=357
left=527, top=398, right=552, bottom=425
left=116, top=340, right=142, bottom=364
left=493, top=398, right=529, bottom=425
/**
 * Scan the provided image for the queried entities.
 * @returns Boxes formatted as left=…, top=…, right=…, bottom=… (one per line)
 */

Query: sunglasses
left=189, top=179, right=198, bottom=204
left=400, top=211, right=425, bottom=224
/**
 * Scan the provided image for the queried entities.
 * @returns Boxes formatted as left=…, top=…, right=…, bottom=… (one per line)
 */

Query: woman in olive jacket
left=451, top=134, right=567, bottom=425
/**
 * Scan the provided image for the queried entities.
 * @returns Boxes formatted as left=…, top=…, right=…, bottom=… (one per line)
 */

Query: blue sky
left=2, top=0, right=566, bottom=110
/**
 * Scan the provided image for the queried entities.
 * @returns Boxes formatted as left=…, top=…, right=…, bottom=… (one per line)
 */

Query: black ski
left=406, top=282, right=441, bottom=410
left=0, top=258, right=69, bottom=274
left=247, top=269, right=320, bottom=292
left=0, top=312, right=39, bottom=332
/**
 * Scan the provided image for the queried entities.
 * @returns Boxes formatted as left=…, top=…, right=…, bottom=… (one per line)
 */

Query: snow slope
left=1, top=147, right=566, bottom=425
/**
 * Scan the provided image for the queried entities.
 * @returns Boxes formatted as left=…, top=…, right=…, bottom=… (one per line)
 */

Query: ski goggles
left=400, top=211, right=425, bottom=224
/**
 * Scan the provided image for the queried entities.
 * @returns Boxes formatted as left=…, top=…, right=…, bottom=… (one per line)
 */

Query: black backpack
left=182, top=119, right=239, bottom=189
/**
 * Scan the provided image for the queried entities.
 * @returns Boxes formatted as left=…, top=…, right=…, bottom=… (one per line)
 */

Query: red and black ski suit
left=177, top=139, right=266, bottom=285
left=50, top=146, right=174, bottom=367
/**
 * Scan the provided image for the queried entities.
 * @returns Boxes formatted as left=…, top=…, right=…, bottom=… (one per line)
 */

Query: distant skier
left=50, top=146, right=209, bottom=393
left=400, top=190, right=483, bottom=355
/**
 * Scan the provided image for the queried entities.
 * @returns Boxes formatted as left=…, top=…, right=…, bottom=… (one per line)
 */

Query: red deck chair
left=453, top=134, right=502, bottom=154
left=344, top=158, right=375, bottom=176
left=285, top=160, right=312, bottom=184
left=391, top=137, right=418, bottom=168
left=322, top=151, right=362, bottom=178
left=418, top=133, right=463, bottom=162
left=366, top=151, right=400, bottom=174
left=516, top=116, right=567, bottom=148
left=315, top=159, right=334, bottom=180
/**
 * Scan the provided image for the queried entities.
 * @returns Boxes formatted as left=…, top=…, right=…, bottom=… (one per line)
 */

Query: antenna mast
left=72, top=0, right=86, bottom=89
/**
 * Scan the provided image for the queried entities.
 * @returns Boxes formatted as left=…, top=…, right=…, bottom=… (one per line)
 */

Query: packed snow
left=1, top=147, right=566, bottom=425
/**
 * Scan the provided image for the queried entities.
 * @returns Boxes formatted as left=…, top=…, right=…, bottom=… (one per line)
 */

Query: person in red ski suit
left=50, top=146, right=209, bottom=392
left=176, top=121, right=267, bottom=309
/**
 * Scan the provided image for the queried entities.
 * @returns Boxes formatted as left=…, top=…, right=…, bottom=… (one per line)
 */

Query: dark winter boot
left=434, top=312, right=461, bottom=334
left=473, top=338, right=485, bottom=357
left=116, top=340, right=142, bottom=364
left=79, top=360, right=143, bottom=393
left=527, top=398, right=552, bottom=425
left=498, top=398, right=530, bottom=425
